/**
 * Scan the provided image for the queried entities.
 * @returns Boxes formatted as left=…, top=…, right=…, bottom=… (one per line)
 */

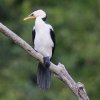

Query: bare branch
left=0, top=23, right=89, bottom=100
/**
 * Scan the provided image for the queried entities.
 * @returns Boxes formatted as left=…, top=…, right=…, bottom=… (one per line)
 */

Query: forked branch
left=0, top=23, right=89, bottom=100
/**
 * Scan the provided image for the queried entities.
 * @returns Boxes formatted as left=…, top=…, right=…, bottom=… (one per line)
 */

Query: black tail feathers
left=37, top=63, right=51, bottom=90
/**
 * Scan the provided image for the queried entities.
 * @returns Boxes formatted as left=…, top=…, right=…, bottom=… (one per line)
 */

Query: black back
left=50, top=29, right=55, bottom=55
left=32, top=29, right=36, bottom=47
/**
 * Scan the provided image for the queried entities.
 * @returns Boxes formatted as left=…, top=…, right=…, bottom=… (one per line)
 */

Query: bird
left=24, top=9, right=55, bottom=90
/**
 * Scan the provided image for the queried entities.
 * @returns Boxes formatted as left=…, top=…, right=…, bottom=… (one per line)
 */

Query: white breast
left=34, top=20, right=54, bottom=58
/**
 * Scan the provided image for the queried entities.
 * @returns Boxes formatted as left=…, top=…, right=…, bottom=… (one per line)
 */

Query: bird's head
left=24, top=9, right=47, bottom=21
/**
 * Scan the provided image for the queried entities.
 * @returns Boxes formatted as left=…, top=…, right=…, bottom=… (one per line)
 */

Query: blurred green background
left=0, top=0, right=100, bottom=100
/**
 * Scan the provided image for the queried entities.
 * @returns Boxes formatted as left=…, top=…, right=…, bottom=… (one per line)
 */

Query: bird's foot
left=43, top=57, right=50, bottom=68
left=34, top=49, right=38, bottom=52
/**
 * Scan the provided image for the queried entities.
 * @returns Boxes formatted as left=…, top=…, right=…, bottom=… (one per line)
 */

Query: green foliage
left=0, top=0, right=100, bottom=100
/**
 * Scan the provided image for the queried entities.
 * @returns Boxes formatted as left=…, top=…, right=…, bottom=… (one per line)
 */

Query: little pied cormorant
left=24, top=9, right=55, bottom=90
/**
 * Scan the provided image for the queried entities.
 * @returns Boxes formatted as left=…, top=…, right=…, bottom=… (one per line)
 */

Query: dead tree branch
left=0, top=23, right=89, bottom=100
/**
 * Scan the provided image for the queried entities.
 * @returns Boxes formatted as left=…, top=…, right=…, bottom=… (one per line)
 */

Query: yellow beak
left=23, top=16, right=35, bottom=21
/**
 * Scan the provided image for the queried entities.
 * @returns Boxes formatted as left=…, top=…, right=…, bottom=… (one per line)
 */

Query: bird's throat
left=35, top=18, right=46, bottom=30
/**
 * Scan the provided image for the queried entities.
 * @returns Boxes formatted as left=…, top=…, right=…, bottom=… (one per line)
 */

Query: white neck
left=35, top=18, right=46, bottom=30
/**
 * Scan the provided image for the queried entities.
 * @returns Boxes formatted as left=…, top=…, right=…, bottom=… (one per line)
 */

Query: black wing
left=32, top=29, right=36, bottom=47
left=50, top=29, right=55, bottom=55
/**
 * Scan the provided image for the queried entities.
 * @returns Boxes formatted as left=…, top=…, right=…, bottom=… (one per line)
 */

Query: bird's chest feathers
left=34, top=28, right=53, bottom=49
